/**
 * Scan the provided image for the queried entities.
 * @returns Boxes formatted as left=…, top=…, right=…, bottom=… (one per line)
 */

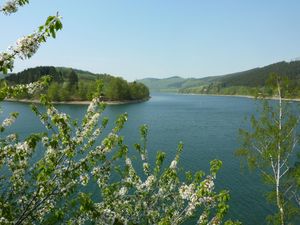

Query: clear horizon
left=1, top=0, right=300, bottom=81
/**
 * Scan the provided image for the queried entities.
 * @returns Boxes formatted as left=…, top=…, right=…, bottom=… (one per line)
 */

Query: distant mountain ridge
left=138, top=76, right=219, bottom=93
left=138, top=61, right=300, bottom=96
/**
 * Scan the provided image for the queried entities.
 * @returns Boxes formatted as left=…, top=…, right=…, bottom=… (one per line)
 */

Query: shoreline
left=177, top=92, right=300, bottom=102
left=4, top=97, right=150, bottom=105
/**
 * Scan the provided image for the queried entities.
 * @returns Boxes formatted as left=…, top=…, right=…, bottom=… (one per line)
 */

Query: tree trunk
left=276, top=80, right=284, bottom=225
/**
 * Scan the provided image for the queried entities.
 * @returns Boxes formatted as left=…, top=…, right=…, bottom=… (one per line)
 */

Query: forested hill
left=137, top=76, right=219, bottom=93
left=138, top=61, right=300, bottom=96
left=2, top=66, right=150, bottom=102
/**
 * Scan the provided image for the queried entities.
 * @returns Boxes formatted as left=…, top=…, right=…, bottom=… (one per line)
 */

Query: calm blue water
left=1, top=93, right=280, bottom=224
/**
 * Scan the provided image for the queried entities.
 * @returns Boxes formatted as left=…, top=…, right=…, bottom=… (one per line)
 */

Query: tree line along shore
left=1, top=66, right=150, bottom=102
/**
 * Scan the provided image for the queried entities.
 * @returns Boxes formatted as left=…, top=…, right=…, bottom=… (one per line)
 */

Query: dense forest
left=139, top=61, right=300, bottom=97
left=181, top=61, right=300, bottom=97
left=2, top=66, right=150, bottom=102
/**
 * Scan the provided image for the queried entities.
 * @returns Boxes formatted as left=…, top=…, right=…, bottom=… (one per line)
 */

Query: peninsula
left=2, top=66, right=150, bottom=104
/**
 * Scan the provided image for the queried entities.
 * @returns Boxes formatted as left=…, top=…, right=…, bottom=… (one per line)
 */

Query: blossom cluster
left=1, top=0, right=29, bottom=15
left=0, top=78, right=50, bottom=102
left=2, top=0, right=19, bottom=14
left=0, top=111, right=18, bottom=134
left=1, top=113, right=17, bottom=128
left=14, top=34, right=40, bottom=59
left=73, top=128, right=230, bottom=225
left=0, top=52, right=13, bottom=72
left=17, top=81, right=45, bottom=94
left=0, top=13, right=62, bottom=74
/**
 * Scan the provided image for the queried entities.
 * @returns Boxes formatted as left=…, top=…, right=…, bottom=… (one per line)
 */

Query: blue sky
left=1, top=0, right=300, bottom=80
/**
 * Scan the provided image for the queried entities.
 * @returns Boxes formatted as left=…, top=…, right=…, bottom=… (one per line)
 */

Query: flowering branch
left=0, top=2, right=241, bottom=224
left=1, top=0, right=29, bottom=15
left=0, top=13, right=62, bottom=74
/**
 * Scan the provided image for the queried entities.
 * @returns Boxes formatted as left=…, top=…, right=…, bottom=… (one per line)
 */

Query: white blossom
left=170, top=160, right=177, bottom=169
left=80, top=173, right=89, bottom=186
left=2, top=116, right=16, bottom=127
left=92, top=166, right=101, bottom=176
left=15, top=141, right=30, bottom=153
left=0, top=52, right=13, bottom=69
left=46, top=146, right=55, bottom=155
left=144, top=175, right=155, bottom=188
left=125, top=157, right=132, bottom=166
left=14, top=35, right=40, bottom=59
left=203, top=177, right=214, bottom=192
left=0, top=217, right=10, bottom=224
left=25, top=81, right=43, bottom=94
left=143, top=162, right=149, bottom=173
left=137, top=175, right=155, bottom=191
left=41, top=136, right=49, bottom=144
left=186, top=202, right=196, bottom=216
left=119, top=187, right=127, bottom=196
left=1, top=0, right=18, bottom=14
left=198, top=212, right=208, bottom=224
left=87, top=98, right=99, bottom=113
left=179, top=184, right=195, bottom=200
left=47, top=107, right=58, bottom=117
left=5, top=133, right=17, bottom=142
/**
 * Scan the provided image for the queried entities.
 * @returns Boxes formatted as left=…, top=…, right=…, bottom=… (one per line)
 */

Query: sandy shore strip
left=4, top=97, right=150, bottom=105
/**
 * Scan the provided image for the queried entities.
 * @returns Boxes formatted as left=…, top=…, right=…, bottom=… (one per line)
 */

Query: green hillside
left=214, top=61, right=300, bottom=87
left=139, top=61, right=300, bottom=97
left=180, top=61, right=300, bottom=96
left=138, top=76, right=218, bottom=92
left=138, top=76, right=184, bottom=92
left=2, top=66, right=150, bottom=102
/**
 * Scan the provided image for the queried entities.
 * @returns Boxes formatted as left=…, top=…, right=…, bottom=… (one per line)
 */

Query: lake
left=1, top=93, right=281, bottom=224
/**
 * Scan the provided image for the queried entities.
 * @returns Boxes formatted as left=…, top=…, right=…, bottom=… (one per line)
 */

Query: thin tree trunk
left=276, top=171, right=284, bottom=225
left=276, top=80, right=284, bottom=225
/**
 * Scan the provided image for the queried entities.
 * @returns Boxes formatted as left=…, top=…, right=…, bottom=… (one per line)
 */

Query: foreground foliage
left=0, top=1, right=239, bottom=224
left=0, top=79, right=235, bottom=224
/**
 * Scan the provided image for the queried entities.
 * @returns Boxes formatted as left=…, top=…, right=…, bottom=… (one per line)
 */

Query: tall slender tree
left=236, top=74, right=300, bottom=224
